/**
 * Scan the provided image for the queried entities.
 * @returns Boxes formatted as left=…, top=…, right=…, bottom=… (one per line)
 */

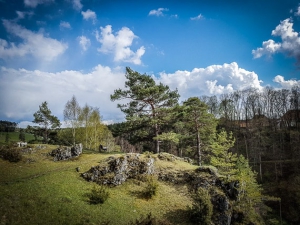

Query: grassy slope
left=0, top=132, right=36, bottom=144
left=0, top=146, right=197, bottom=225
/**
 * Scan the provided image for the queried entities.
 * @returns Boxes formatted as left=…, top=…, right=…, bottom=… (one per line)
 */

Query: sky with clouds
left=1, top=0, right=300, bottom=127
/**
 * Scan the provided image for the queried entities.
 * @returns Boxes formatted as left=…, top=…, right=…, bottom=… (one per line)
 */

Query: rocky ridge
left=81, top=152, right=243, bottom=225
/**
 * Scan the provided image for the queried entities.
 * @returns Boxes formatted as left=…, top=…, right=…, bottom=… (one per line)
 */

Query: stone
left=81, top=154, right=155, bottom=186
left=49, top=143, right=82, bottom=161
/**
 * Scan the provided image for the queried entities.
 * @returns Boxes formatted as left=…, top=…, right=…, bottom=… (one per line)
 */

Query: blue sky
left=1, top=0, right=300, bottom=127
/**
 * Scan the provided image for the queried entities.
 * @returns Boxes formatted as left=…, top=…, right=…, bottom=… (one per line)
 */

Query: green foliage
left=180, top=97, right=216, bottom=165
left=189, top=187, right=213, bottom=225
left=210, top=130, right=237, bottom=179
left=153, top=132, right=180, bottom=145
left=142, top=175, right=158, bottom=199
left=234, top=155, right=264, bottom=223
left=87, top=184, right=110, bottom=204
left=0, top=146, right=23, bottom=162
left=111, top=67, right=180, bottom=153
left=33, top=101, right=60, bottom=143
left=19, top=129, right=26, bottom=142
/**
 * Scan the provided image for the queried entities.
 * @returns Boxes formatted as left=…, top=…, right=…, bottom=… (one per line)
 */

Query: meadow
left=0, top=145, right=197, bottom=225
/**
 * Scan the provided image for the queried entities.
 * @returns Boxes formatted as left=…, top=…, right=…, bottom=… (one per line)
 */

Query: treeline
left=200, top=87, right=300, bottom=223
left=0, top=121, right=17, bottom=132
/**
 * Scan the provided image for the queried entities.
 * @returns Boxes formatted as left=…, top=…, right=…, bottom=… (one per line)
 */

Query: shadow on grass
left=163, top=208, right=192, bottom=225
left=129, top=189, right=153, bottom=200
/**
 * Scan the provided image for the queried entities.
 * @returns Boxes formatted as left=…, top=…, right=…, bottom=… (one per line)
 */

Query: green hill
left=0, top=145, right=267, bottom=225
left=0, top=145, right=198, bottom=225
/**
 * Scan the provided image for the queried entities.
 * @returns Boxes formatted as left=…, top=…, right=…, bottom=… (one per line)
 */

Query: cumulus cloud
left=273, top=75, right=300, bottom=89
left=190, top=14, right=204, bottom=20
left=81, top=9, right=96, bottom=22
left=96, top=25, right=145, bottom=65
left=24, top=0, right=53, bottom=8
left=157, top=62, right=263, bottom=100
left=0, top=20, right=68, bottom=62
left=252, top=18, right=300, bottom=64
left=72, top=0, right=82, bottom=11
left=78, top=35, right=90, bottom=51
left=59, top=21, right=71, bottom=30
left=0, top=65, right=126, bottom=123
left=148, top=8, right=169, bottom=16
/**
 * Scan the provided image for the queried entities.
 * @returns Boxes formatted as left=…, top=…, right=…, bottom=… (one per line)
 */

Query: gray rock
left=81, top=154, right=155, bottom=186
left=49, top=143, right=82, bottom=161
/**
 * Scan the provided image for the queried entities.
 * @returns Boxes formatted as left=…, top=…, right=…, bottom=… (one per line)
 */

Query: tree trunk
left=155, top=123, right=160, bottom=153
left=197, top=132, right=201, bottom=166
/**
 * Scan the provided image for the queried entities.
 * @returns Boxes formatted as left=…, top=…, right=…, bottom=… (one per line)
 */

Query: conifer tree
left=210, top=130, right=237, bottom=179
left=111, top=67, right=179, bottom=153
left=181, top=97, right=216, bottom=165
left=33, top=101, right=60, bottom=143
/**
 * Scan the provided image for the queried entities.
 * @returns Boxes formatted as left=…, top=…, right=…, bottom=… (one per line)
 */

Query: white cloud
left=252, top=39, right=281, bottom=58
left=157, top=62, right=263, bottom=100
left=96, top=25, right=145, bottom=65
left=0, top=65, right=127, bottom=122
left=148, top=8, right=169, bottom=16
left=81, top=9, right=96, bottom=22
left=24, top=0, right=53, bottom=8
left=190, top=14, right=204, bottom=20
left=294, top=6, right=300, bottom=16
left=0, top=20, right=68, bottom=62
left=253, top=18, right=300, bottom=64
left=59, top=21, right=71, bottom=30
left=78, top=35, right=90, bottom=51
left=72, top=0, right=82, bottom=11
left=273, top=75, right=300, bottom=89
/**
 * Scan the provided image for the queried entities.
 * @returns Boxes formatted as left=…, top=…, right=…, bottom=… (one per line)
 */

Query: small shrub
left=0, top=147, right=23, bottom=162
left=143, top=175, right=158, bottom=199
left=88, top=185, right=110, bottom=204
left=189, top=187, right=213, bottom=225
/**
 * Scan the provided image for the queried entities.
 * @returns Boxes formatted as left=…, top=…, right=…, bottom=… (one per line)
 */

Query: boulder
left=81, top=154, right=155, bottom=186
left=49, top=143, right=82, bottom=161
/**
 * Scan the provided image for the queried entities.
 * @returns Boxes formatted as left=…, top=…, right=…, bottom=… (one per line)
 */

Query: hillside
left=0, top=145, right=195, bottom=225
left=0, top=145, right=264, bottom=225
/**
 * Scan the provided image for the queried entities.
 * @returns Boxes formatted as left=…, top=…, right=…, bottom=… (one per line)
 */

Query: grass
left=0, top=131, right=36, bottom=144
left=0, top=145, right=196, bottom=225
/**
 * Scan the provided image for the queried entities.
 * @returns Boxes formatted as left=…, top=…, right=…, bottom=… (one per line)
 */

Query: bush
left=189, top=187, right=213, bottom=225
left=88, top=185, right=110, bottom=204
left=0, top=146, right=23, bottom=162
left=143, top=175, right=158, bottom=199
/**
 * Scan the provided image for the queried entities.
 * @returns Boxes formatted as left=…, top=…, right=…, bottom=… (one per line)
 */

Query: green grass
left=0, top=145, right=196, bottom=225
left=0, top=131, right=36, bottom=144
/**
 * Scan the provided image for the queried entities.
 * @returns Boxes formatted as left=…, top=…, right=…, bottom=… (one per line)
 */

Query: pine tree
left=210, top=130, right=237, bottom=179
left=111, top=67, right=179, bottom=153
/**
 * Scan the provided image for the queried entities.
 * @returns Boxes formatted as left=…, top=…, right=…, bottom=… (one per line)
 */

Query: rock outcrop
left=81, top=154, right=154, bottom=186
left=81, top=153, right=250, bottom=225
left=50, top=143, right=82, bottom=161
